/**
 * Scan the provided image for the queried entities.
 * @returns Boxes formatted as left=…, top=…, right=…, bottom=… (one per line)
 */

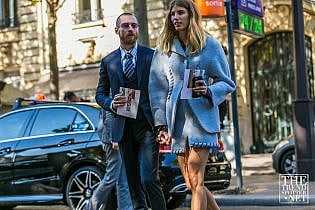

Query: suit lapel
left=112, top=49, right=125, bottom=85
left=136, top=45, right=144, bottom=87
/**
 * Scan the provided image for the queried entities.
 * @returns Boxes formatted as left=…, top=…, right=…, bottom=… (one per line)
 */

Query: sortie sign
left=195, top=0, right=225, bottom=17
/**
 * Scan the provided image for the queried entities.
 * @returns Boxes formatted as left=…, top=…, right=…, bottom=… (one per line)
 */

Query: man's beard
left=122, top=34, right=137, bottom=45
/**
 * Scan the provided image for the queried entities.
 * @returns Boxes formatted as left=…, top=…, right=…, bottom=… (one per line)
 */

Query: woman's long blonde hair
left=158, top=0, right=206, bottom=55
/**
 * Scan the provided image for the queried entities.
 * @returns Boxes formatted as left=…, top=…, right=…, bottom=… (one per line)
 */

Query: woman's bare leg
left=204, top=186, right=220, bottom=210
left=187, top=148, right=219, bottom=210
left=186, top=148, right=208, bottom=210
left=177, top=154, right=191, bottom=190
left=177, top=149, right=219, bottom=210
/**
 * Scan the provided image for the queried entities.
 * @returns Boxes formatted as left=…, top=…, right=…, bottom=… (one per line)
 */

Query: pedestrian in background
left=95, top=12, right=167, bottom=210
left=63, top=91, right=89, bottom=102
left=85, top=110, right=133, bottom=210
left=149, top=1, right=235, bottom=210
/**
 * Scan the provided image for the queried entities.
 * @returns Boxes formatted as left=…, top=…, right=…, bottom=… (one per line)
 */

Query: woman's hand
left=192, top=79, right=207, bottom=96
left=158, top=130, right=172, bottom=145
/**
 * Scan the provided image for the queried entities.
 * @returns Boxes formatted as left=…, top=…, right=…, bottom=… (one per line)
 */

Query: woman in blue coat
left=149, top=0, right=235, bottom=209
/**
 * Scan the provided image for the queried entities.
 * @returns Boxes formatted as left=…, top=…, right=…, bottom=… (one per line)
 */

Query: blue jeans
left=120, top=119, right=167, bottom=210
left=86, top=143, right=133, bottom=210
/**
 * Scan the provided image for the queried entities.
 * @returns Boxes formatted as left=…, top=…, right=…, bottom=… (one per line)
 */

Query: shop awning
left=27, top=68, right=100, bottom=96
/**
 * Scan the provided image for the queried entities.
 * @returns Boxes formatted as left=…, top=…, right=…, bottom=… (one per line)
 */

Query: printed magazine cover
left=117, top=87, right=140, bottom=119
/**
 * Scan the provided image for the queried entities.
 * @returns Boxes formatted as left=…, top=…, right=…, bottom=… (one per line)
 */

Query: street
left=13, top=205, right=315, bottom=210
left=12, top=154, right=315, bottom=210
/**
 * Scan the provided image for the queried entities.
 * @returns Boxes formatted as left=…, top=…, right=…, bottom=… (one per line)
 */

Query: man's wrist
left=110, top=100, right=117, bottom=112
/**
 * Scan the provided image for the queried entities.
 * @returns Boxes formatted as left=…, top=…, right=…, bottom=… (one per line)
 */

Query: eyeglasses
left=119, top=23, right=139, bottom=29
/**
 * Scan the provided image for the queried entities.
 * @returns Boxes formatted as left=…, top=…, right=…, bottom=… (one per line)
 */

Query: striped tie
left=124, top=52, right=135, bottom=79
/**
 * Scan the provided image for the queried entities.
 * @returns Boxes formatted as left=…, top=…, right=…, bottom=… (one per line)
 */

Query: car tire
left=280, top=149, right=296, bottom=174
left=65, top=166, right=109, bottom=210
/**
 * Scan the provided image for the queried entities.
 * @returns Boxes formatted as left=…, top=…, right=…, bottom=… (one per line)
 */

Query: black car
left=0, top=98, right=231, bottom=210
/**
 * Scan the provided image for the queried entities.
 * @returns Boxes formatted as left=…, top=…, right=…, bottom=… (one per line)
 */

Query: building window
left=248, top=32, right=314, bottom=152
left=0, top=0, right=17, bottom=29
left=73, top=0, right=103, bottom=24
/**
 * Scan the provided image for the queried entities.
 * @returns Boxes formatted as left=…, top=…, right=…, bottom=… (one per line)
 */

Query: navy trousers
left=120, top=119, right=167, bottom=210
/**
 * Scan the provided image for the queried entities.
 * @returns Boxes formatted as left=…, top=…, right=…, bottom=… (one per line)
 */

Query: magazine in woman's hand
left=180, top=69, right=205, bottom=99
left=117, top=87, right=140, bottom=119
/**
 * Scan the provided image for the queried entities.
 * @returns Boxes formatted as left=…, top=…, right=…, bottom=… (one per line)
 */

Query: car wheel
left=66, top=166, right=104, bottom=210
left=280, top=150, right=296, bottom=174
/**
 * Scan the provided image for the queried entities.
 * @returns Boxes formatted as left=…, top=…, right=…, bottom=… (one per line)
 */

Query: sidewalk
left=182, top=153, right=315, bottom=209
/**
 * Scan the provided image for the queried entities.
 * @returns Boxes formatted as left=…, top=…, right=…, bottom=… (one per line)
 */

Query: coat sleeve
left=148, top=50, right=169, bottom=127
left=207, top=40, right=235, bottom=106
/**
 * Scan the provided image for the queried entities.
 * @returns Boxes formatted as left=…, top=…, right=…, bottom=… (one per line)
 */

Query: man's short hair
left=115, top=12, right=135, bottom=27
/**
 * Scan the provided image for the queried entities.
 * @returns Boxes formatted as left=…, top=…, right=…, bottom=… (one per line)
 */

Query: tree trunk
left=46, top=1, right=59, bottom=100
left=134, top=0, right=149, bottom=47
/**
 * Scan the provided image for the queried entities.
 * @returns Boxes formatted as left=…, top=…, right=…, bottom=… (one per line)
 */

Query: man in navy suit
left=95, top=13, right=167, bottom=210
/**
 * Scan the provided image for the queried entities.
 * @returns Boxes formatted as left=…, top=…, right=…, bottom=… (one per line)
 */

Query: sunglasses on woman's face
left=119, top=23, right=139, bottom=29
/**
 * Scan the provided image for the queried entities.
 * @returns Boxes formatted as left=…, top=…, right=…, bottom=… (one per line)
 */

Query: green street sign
left=233, top=9, right=264, bottom=38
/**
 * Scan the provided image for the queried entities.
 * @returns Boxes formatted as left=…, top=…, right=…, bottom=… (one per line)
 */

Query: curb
left=183, top=194, right=315, bottom=207
left=215, top=194, right=315, bottom=206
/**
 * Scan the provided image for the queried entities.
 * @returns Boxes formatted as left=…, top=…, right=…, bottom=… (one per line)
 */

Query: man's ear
left=115, top=27, right=119, bottom=34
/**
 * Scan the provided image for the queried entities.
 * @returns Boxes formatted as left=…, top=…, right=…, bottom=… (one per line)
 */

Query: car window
left=0, top=110, right=32, bottom=140
left=71, top=112, right=93, bottom=131
left=30, top=108, right=77, bottom=136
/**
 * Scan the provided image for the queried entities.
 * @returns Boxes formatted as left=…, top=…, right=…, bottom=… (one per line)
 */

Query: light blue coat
left=149, top=36, right=235, bottom=135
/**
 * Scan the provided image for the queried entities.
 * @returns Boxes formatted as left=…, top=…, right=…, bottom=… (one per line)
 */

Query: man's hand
left=112, top=92, right=127, bottom=111
left=111, top=141, right=119, bottom=150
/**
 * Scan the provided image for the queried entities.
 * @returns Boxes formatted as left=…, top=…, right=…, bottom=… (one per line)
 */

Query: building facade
left=0, top=0, right=314, bottom=153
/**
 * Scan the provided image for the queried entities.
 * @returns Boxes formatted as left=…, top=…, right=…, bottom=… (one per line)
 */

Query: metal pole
left=225, top=0, right=243, bottom=191
left=291, top=0, right=315, bottom=180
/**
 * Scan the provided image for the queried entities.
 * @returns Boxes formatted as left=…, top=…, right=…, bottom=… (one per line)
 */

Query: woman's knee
left=187, top=171, right=203, bottom=186
left=187, top=163, right=205, bottom=190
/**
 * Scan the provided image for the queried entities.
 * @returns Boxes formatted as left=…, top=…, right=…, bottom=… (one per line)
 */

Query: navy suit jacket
left=95, top=45, right=155, bottom=142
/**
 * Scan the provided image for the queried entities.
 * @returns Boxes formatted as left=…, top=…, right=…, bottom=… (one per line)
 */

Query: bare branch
left=56, top=0, right=67, bottom=11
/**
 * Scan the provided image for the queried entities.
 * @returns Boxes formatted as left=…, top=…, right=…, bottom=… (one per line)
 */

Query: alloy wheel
left=281, top=150, right=296, bottom=174
left=66, top=166, right=103, bottom=210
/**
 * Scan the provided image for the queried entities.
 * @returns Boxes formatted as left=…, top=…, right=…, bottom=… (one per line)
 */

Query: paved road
left=13, top=205, right=315, bottom=209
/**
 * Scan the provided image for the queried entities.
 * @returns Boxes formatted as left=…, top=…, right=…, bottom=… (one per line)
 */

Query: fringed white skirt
left=171, top=99, right=218, bottom=154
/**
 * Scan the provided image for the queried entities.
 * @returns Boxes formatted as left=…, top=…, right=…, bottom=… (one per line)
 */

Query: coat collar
left=170, top=38, right=187, bottom=58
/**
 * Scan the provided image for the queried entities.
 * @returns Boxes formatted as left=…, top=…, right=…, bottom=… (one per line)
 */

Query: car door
left=0, top=109, right=33, bottom=196
left=13, top=106, right=95, bottom=195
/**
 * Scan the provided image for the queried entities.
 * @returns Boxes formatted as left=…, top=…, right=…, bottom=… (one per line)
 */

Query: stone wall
left=0, top=0, right=42, bottom=90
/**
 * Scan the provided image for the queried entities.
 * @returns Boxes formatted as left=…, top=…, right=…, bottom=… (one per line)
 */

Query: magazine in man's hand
left=117, top=87, right=140, bottom=119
